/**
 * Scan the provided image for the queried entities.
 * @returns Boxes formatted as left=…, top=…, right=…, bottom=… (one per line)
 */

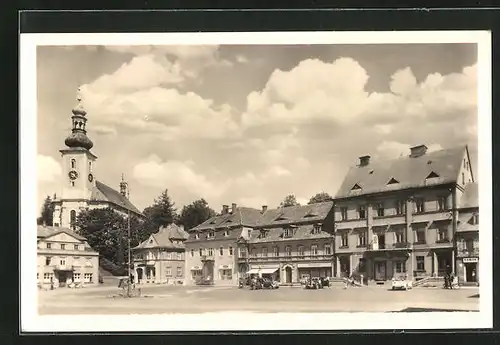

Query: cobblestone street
left=38, top=284, right=480, bottom=315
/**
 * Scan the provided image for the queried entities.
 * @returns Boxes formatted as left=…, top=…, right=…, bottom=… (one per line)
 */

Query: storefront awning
left=247, top=268, right=260, bottom=274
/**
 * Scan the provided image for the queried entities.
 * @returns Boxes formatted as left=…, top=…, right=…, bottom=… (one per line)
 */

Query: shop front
left=297, top=262, right=333, bottom=281
left=218, top=264, right=233, bottom=282
left=457, top=257, right=479, bottom=285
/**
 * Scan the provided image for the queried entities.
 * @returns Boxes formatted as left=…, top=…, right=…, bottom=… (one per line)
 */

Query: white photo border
left=20, top=30, right=492, bottom=332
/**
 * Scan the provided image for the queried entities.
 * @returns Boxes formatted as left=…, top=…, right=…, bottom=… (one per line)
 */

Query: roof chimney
left=359, top=155, right=371, bottom=167
left=222, top=205, right=229, bottom=214
left=410, top=144, right=428, bottom=158
left=231, top=203, right=237, bottom=214
left=261, top=205, right=268, bottom=213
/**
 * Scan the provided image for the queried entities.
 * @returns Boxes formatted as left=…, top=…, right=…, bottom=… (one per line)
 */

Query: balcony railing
left=367, top=242, right=411, bottom=251
left=244, top=253, right=334, bottom=262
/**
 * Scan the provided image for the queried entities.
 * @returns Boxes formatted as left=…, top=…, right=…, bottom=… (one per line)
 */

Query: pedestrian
left=444, top=272, right=450, bottom=289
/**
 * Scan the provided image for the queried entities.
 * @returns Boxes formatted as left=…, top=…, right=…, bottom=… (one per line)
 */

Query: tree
left=308, top=192, right=333, bottom=204
left=75, top=207, right=145, bottom=275
left=142, top=189, right=177, bottom=234
left=279, top=194, right=300, bottom=208
left=37, top=195, right=54, bottom=226
left=179, top=198, right=216, bottom=230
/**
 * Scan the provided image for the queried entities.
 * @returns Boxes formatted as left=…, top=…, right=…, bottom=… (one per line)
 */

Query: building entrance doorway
left=285, top=266, right=292, bottom=284
left=465, top=263, right=478, bottom=283
left=136, top=267, right=143, bottom=283
left=56, top=271, right=71, bottom=287
left=374, top=261, right=387, bottom=281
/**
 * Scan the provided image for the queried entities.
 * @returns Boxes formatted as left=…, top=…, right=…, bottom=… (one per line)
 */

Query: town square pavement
left=38, top=283, right=480, bottom=315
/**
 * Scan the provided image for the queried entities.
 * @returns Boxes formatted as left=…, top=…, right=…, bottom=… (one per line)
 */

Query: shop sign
left=463, top=257, right=479, bottom=263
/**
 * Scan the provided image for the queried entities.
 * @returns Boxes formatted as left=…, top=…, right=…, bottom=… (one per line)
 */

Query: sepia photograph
left=20, top=31, right=492, bottom=332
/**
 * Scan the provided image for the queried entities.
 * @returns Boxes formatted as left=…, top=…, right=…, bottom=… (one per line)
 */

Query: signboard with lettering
left=463, top=257, right=479, bottom=263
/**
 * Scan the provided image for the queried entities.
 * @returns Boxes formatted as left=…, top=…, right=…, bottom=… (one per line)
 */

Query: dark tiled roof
left=335, top=146, right=468, bottom=199
left=37, top=225, right=86, bottom=241
left=134, top=224, right=188, bottom=250
left=91, top=180, right=143, bottom=215
left=460, top=182, right=478, bottom=208
left=249, top=224, right=333, bottom=244
left=255, top=201, right=334, bottom=228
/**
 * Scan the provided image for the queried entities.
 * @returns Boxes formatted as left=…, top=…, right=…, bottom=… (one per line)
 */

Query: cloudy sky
left=36, top=43, right=478, bottom=214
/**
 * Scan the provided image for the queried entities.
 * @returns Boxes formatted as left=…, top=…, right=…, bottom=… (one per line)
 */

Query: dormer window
left=283, top=228, right=293, bottom=238
left=426, top=171, right=440, bottom=179
left=195, top=233, right=200, bottom=240
left=387, top=178, right=399, bottom=185
left=471, top=214, right=479, bottom=225
left=207, top=231, right=215, bottom=239
left=223, top=230, right=229, bottom=237
left=312, top=224, right=321, bottom=234
left=351, top=183, right=362, bottom=191
left=259, top=230, right=267, bottom=239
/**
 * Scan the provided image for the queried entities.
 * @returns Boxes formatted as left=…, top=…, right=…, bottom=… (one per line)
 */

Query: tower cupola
left=64, top=87, right=94, bottom=150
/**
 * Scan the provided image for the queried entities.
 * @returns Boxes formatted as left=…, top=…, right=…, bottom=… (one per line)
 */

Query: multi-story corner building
left=455, top=182, right=479, bottom=285
left=37, top=225, right=99, bottom=289
left=131, top=224, right=189, bottom=284
left=333, top=144, right=475, bottom=282
left=184, top=204, right=263, bottom=286
left=238, top=201, right=335, bottom=285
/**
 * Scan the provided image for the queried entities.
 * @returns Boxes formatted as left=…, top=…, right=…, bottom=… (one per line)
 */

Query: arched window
left=70, top=210, right=76, bottom=230
left=71, top=159, right=76, bottom=169
left=89, top=161, right=92, bottom=172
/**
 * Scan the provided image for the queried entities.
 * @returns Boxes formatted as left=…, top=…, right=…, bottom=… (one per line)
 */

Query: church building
left=51, top=88, right=143, bottom=229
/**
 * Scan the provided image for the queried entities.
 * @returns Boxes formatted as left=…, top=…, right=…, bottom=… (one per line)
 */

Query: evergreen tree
left=279, top=194, right=300, bottom=208
left=307, top=192, right=333, bottom=204
left=179, top=198, right=216, bottom=230
left=37, top=195, right=54, bottom=226
left=142, top=189, right=177, bottom=234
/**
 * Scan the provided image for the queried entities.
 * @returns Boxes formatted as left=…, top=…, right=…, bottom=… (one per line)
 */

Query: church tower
left=54, top=87, right=98, bottom=228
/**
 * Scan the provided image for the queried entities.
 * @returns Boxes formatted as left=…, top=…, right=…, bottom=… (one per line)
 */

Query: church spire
left=64, top=87, right=94, bottom=150
left=120, top=173, right=129, bottom=199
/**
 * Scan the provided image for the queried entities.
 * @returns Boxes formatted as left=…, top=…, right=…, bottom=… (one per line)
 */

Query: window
left=462, top=172, right=465, bottom=185
left=195, top=234, right=200, bottom=240
left=341, top=232, right=349, bottom=247
left=199, top=248, right=204, bottom=256
left=220, top=269, right=232, bottom=280
left=415, top=228, right=425, bottom=243
left=45, top=257, right=51, bottom=266
left=357, top=232, right=367, bottom=247
left=71, top=159, right=76, bottom=169
left=73, top=273, right=81, bottom=282
left=416, top=256, right=425, bottom=271
left=70, top=210, right=76, bottom=229
left=262, top=247, right=268, bottom=257
left=324, top=244, right=332, bottom=255
left=312, top=224, right=321, bottom=234
left=60, top=258, right=66, bottom=266
left=395, top=231, right=404, bottom=244
left=43, top=273, right=54, bottom=282
left=177, top=267, right=183, bottom=277
left=394, top=261, right=406, bottom=273
left=358, top=205, right=366, bottom=219
left=208, top=248, right=214, bottom=256
left=89, top=161, right=92, bottom=171
left=219, top=246, right=224, bottom=256
left=207, top=231, right=215, bottom=239
left=376, top=203, right=385, bottom=217
left=223, top=230, right=229, bottom=237
left=283, top=228, right=293, bottom=238
left=437, top=228, right=448, bottom=242
left=259, top=230, right=267, bottom=239
left=166, top=267, right=172, bottom=276
left=74, top=244, right=79, bottom=251
left=190, top=249, right=194, bottom=257
left=472, top=214, right=479, bottom=225
left=437, top=196, right=448, bottom=211
left=229, top=246, right=233, bottom=256
left=396, top=200, right=406, bottom=215
left=415, top=198, right=425, bottom=213
left=71, top=181, right=75, bottom=187
left=310, top=245, right=318, bottom=255
left=340, top=207, right=348, bottom=221
left=61, top=243, right=66, bottom=250
left=177, top=252, right=182, bottom=260
left=273, top=246, right=279, bottom=257
left=298, top=245, right=305, bottom=256
left=284, top=246, right=292, bottom=256
left=83, top=273, right=92, bottom=282
left=239, top=247, right=247, bottom=258
left=46, top=243, right=51, bottom=249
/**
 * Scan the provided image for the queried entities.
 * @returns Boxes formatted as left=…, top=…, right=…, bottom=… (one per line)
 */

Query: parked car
left=391, top=277, right=413, bottom=290
left=262, top=278, right=280, bottom=289
left=304, top=277, right=323, bottom=289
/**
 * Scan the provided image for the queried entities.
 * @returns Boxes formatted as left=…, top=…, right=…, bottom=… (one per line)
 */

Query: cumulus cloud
left=37, top=155, right=61, bottom=182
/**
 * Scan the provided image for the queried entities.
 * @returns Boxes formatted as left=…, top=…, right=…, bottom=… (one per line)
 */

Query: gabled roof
left=37, top=225, right=86, bottom=241
left=90, top=180, right=143, bottom=215
left=255, top=201, right=334, bottom=228
left=134, top=224, right=188, bottom=250
left=459, top=182, right=478, bottom=209
left=335, top=146, right=468, bottom=199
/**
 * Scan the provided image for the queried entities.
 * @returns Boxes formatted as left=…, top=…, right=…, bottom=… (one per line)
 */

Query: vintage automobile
left=304, top=277, right=324, bottom=289
left=262, top=278, right=280, bottom=289
left=391, top=277, right=413, bottom=290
